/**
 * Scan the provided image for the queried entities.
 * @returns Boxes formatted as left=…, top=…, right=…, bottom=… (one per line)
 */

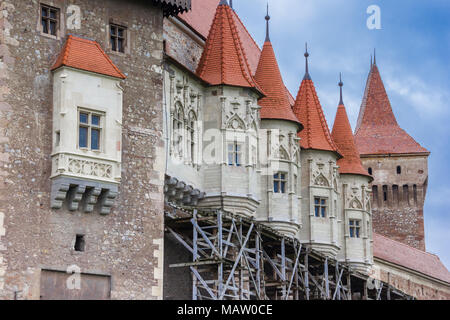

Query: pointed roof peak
left=196, top=3, right=263, bottom=95
left=332, top=101, right=371, bottom=178
left=265, top=2, right=271, bottom=42
left=255, top=37, right=302, bottom=129
left=219, top=0, right=229, bottom=6
left=303, top=42, right=311, bottom=80
left=293, top=67, right=341, bottom=155
left=51, top=35, right=126, bottom=79
left=355, top=60, right=429, bottom=155
left=373, top=48, right=377, bottom=65
left=338, top=73, right=344, bottom=105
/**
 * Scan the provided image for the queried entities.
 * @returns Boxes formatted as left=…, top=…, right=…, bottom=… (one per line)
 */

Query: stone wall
left=361, top=155, right=428, bottom=251
left=373, top=259, right=450, bottom=300
left=0, top=0, right=166, bottom=299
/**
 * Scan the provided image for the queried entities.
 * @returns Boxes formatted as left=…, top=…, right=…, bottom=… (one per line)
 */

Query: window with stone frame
left=41, top=4, right=59, bottom=36
left=78, top=110, right=103, bottom=151
left=173, top=104, right=184, bottom=158
left=110, top=24, right=127, bottom=53
left=227, top=142, right=242, bottom=167
left=314, top=197, right=327, bottom=217
left=349, top=219, right=361, bottom=238
left=187, top=111, right=196, bottom=165
left=273, top=172, right=287, bottom=194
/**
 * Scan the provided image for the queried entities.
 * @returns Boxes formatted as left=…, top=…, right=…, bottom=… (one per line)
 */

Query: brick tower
left=354, top=57, right=430, bottom=251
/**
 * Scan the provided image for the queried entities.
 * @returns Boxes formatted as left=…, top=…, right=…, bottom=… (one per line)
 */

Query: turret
left=292, top=45, right=342, bottom=257
left=195, top=0, right=264, bottom=218
left=254, top=4, right=303, bottom=237
left=354, top=54, right=430, bottom=250
left=331, top=74, right=373, bottom=273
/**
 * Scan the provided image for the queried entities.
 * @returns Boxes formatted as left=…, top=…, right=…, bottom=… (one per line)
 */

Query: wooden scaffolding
left=165, top=205, right=413, bottom=300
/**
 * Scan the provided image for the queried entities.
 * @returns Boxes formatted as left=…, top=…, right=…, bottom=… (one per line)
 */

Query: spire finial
left=303, top=42, right=311, bottom=80
left=370, top=54, right=373, bottom=68
left=338, top=73, right=344, bottom=105
left=373, top=48, right=377, bottom=65
left=230, top=0, right=233, bottom=9
left=265, top=2, right=270, bottom=42
left=219, top=0, right=229, bottom=6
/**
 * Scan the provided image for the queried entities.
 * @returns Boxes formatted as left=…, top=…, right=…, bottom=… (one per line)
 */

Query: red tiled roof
left=255, top=40, right=302, bottom=127
left=293, top=79, right=340, bottom=154
left=374, top=233, right=450, bottom=284
left=195, top=2, right=263, bottom=94
left=332, top=103, right=371, bottom=178
left=354, top=65, right=428, bottom=155
left=51, top=35, right=126, bottom=79
left=178, top=0, right=299, bottom=103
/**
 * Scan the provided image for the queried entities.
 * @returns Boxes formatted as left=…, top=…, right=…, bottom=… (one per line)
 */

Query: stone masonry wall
left=374, top=259, right=450, bottom=300
left=0, top=0, right=166, bottom=299
left=361, top=155, right=428, bottom=251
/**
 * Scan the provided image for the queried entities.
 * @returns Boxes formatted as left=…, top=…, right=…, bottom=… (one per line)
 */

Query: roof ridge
left=374, top=233, right=441, bottom=258
left=94, top=41, right=126, bottom=79
left=230, top=9, right=261, bottom=52
left=51, top=35, right=126, bottom=79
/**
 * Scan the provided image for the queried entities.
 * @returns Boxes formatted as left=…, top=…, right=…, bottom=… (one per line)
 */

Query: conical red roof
left=354, top=64, right=429, bottom=155
left=195, top=2, right=263, bottom=94
left=332, top=103, right=371, bottom=178
left=293, top=79, right=340, bottom=155
left=255, top=41, right=302, bottom=128
left=51, top=35, right=126, bottom=79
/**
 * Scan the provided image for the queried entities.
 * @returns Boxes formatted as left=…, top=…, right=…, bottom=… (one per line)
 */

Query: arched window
left=397, top=166, right=401, bottom=174
left=187, top=111, right=196, bottom=164
left=173, top=103, right=184, bottom=157
left=368, top=167, right=373, bottom=175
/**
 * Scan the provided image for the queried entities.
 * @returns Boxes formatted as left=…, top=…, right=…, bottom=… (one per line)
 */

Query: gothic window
left=314, top=197, right=327, bottom=217
left=273, top=172, right=287, bottom=194
left=368, top=167, right=373, bottom=175
left=227, top=142, right=242, bottom=166
left=78, top=110, right=103, bottom=151
left=41, top=4, right=59, bottom=36
left=110, top=24, right=127, bottom=53
left=397, top=166, right=402, bottom=175
left=187, top=111, right=196, bottom=164
left=349, top=220, right=361, bottom=238
left=173, top=104, right=184, bottom=157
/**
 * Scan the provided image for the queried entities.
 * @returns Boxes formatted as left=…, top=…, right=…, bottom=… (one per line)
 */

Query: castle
left=0, top=0, right=448, bottom=300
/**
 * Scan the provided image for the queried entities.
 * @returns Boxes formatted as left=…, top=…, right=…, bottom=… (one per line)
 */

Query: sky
left=232, top=0, right=450, bottom=269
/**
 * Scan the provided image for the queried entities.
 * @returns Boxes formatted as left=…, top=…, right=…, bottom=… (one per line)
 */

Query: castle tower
left=354, top=56, right=430, bottom=251
left=254, top=5, right=303, bottom=237
left=292, top=45, right=342, bottom=257
left=331, top=75, right=373, bottom=273
left=195, top=0, right=264, bottom=217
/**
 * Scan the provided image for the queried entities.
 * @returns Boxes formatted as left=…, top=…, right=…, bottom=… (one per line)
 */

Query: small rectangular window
left=228, top=142, right=242, bottom=166
left=274, top=172, right=287, bottom=194
left=110, top=24, right=126, bottom=53
left=314, top=197, right=327, bottom=217
left=41, top=4, right=59, bottom=36
left=349, top=220, right=361, bottom=238
left=78, top=110, right=103, bottom=151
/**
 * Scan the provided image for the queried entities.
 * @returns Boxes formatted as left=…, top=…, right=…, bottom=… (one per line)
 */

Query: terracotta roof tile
left=255, top=41, right=302, bottom=127
left=374, top=233, right=450, bottom=284
left=332, top=103, right=371, bottom=178
left=51, top=35, right=126, bottom=79
left=355, top=65, right=428, bottom=155
left=195, top=2, right=263, bottom=94
left=293, top=79, right=340, bottom=155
